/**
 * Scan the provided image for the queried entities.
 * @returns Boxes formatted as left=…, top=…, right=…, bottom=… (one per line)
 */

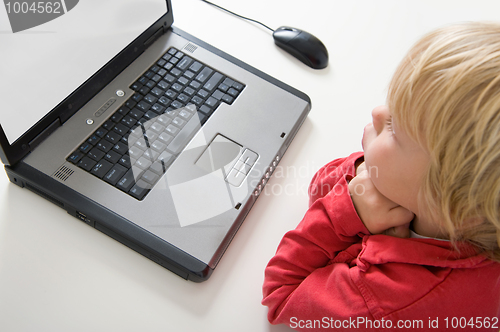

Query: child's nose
left=371, top=105, right=390, bottom=134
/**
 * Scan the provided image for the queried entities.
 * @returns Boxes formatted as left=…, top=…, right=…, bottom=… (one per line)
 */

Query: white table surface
left=2, top=1, right=500, bottom=331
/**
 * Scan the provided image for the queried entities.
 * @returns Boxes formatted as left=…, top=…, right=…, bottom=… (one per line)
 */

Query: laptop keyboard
left=66, top=47, right=245, bottom=200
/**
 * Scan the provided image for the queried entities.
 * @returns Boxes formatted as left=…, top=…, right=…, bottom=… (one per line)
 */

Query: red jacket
left=262, top=152, right=500, bottom=331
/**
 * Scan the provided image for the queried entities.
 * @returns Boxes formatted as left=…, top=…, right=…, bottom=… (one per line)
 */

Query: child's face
left=362, top=105, right=430, bottom=214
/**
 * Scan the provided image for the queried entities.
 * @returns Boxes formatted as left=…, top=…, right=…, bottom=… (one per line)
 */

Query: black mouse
left=273, top=26, right=329, bottom=69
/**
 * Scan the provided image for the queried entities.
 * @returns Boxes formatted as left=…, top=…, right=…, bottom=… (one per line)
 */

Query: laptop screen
left=0, top=0, right=166, bottom=145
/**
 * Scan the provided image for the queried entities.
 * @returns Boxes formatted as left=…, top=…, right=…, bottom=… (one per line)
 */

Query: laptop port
left=76, top=211, right=93, bottom=226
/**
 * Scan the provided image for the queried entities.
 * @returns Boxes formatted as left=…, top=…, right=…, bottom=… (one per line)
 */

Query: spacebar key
left=166, top=113, right=205, bottom=154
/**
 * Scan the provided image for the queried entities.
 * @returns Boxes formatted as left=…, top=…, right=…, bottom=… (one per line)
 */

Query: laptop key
left=158, top=68, right=167, bottom=77
left=172, top=117, right=186, bottom=128
left=196, top=67, right=213, bottom=83
left=144, top=110, right=157, bottom=120
left=96, top=140, right=113, bottom=152
left=120, top=115, right=137, bottom=128
left=222, top=77, right=234, bottom=87
left=164, top=74, right=176, bottom=83
left=158, top=132, right=173, bottom=144
left=129, top=108, right=144, bottom=120
left=151, top=74, right=162, bottom=83
left=139, top=86, right=150, bottom=95
left=87, top=134, right=100, bottom=145
left=171, top=68, right=182, bottom=77
left=206, top=97, right=218, bottom=108
left=91, top=160, right=113, bottom=179
left=68, top=151, right=84, bottom=164
left=197, top=89, right=209, bottom=98
left=184, top=70, right=195, bottom=79
left=137, top=100, right=151, bottom=111
left=151, top=87, right=164, bottom=97
left=233, top=82, right=244, bottom=90
left=110, top=112, right=123, bottom=123
left=95, top=127, right=108, bottom=138
left=222, top=94, right=234, bottom=104
left=191, top=96, right=203, bottom=106
left=157, top=80, right=170, bottom=90
left=88, top=147, right=105, bottom=161
left=129, top=180, right=150, bottom=200
left=116, top=169, right=135, bottom=192
left=113, top=141, right=128, bottom=155
left=104, top=164, right=127, bottom=186
left=165, top=89, right=177, bottom=99
left=149, top=161, right=165, bottom=175
left=199, top=105, right=211, bottom=115
left=177, top=56, right=193, bottom=70
left=119, top=155, right=132, bottom=168
left=105, top=131, right=121, bottom=144
left=172, top=83, right=183, bottom=92
left=156, top=58, right=167, bottom=67
left=130, top=82, right=142, bottom=91
left=183, top=87, right=196, bottom=96
left=79, top=142, right=92, bottom=153
left=104, top=150, right=121, bottom=164
left=204, top=72, right=224, bottom=92
left=113, top=123, right=129, bottom=136
left=227, top=87, right=239, bottom=97
left=189, top=61, right=203, bottom=73
left=143, top=94, right=157, bottom=104
left=177, top=76, right=189, bottom=85
left=125, top=99, right=137, bottom=109
left=78, top=157, right=97, bottom=171
left=141, top=170, right=159, bottom=185
left=211, top=90, right=224, bottom=101
left=177, top=94, right=190, bottom=103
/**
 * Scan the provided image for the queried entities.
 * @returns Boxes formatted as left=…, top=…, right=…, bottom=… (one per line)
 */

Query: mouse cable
left=200, top=0, right=275, bottom=32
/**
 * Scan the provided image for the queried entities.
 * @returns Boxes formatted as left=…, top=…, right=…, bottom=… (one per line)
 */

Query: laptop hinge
left=28, top=118, right=61, bottom=151
left=143, top=26, right=165, bottom=48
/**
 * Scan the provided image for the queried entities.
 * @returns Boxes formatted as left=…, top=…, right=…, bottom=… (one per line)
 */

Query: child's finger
left=387, top=206, right=415, bottom=227
left=384, top=223, right=411, bottom=238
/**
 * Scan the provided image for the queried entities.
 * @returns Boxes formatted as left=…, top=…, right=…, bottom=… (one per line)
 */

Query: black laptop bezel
left=0, top=0, right=174, bottom=167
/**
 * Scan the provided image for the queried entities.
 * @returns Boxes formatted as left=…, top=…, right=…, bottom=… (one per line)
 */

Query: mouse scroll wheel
left=282, top=27, right=296, bottom=32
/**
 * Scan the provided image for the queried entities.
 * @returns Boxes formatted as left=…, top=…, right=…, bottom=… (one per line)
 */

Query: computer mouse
left=272, top=26, right=329, bottom=69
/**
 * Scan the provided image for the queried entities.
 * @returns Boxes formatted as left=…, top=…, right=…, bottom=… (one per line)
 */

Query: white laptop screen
left=0, top=0, right=166, bottom=145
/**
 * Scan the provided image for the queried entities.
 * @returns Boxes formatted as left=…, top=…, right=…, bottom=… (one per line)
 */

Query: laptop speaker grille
left=53, top=165, right=74, bottom=182
left=183, top=43, right=198, bottom=53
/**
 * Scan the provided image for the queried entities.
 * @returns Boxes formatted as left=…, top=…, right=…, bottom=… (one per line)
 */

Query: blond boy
left=263, top=22, right=500, bottom=330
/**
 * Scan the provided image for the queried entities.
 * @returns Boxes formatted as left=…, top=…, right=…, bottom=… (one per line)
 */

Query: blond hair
left=387, top=22, right=500, bottom=261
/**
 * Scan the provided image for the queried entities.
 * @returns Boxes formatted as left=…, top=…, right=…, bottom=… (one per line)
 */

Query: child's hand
left=349, top=162, right=414, bottom=237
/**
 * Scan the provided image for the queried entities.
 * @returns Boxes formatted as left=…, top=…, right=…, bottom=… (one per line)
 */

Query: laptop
left=0, top=0, right=310, bottom=281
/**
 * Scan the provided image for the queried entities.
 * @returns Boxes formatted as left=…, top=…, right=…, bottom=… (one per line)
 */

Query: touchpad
left=195, top=135, right=243, bottom=173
